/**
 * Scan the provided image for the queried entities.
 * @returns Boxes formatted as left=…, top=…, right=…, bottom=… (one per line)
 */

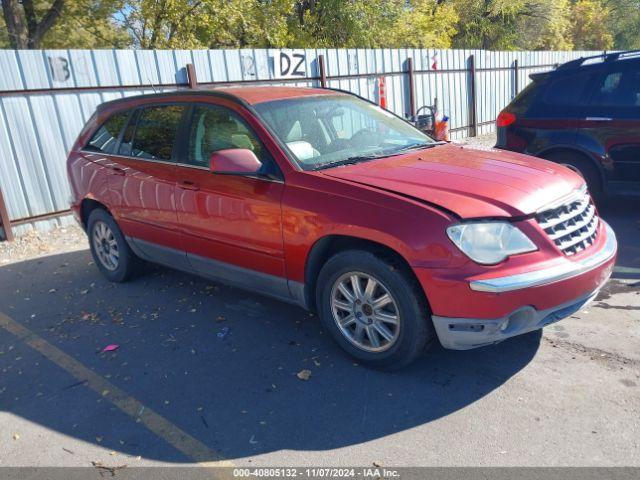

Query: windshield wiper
left=312, top=141, right=447, bottom=171
left=312, top=154, right=383, bottom=171
left=391, top=141, right=444, bottom=154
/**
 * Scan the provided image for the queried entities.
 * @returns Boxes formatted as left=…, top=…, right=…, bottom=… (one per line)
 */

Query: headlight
left=446, top=221, right=537, bottom=265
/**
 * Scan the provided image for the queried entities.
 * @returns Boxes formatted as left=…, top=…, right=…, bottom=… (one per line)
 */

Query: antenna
left=147, top=75, right=157, bottom=94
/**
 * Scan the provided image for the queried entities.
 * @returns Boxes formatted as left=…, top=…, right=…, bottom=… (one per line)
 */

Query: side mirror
left=209, top=149, right=262, bottom=175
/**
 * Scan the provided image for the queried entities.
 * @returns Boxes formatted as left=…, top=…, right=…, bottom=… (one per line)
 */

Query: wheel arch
left=80, top=198, right=110, bottom=230
left=303, top=235, right=426, bottom=312
left=536, top=146, right=606, bottom=189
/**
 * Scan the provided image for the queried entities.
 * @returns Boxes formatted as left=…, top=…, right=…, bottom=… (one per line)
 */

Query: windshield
left=253, top=95, right=436, bottom=170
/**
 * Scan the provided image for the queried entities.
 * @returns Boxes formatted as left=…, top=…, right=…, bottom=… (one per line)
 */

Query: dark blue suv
left=495, top=50, right=640, bottom=200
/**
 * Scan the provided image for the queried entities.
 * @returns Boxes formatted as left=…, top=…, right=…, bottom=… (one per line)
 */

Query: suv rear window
left=119, top=105, right=185, bottom=160
left=544, top=73, right=592, bottom=106
left=510, top=81, right=539, bottom=113
left=85, top=111, right=129, bottom=154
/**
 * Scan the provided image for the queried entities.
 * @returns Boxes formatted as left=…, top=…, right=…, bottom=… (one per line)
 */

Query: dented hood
left=321, top=143, right=584, bottom=218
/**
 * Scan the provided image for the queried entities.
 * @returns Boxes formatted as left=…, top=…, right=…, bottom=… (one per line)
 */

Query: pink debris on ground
left=101, top=344, right=120, bottom=353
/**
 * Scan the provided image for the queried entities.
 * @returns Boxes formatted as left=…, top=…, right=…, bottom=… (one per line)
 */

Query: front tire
left=87, top=208, right=141, bottom=282
left=317, top=250, right=433, bottom=370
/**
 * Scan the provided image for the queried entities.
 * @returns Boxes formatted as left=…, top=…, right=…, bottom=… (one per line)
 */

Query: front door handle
left=585, top=117, right=613, bottom=121
left=110, top=166, right=126, bottom=176
left=177, top=180, right=199, bottom=191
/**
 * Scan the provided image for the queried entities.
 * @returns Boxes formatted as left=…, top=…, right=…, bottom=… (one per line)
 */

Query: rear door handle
left=585, top=117, right=613, bottom=121
left=110, top=166, right=126, bottom=176
left=177, top=180, right=199, bottom=191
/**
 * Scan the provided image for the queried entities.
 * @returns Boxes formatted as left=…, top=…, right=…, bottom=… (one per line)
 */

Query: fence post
left=186, top=63, right=198, bottom=89
left=406, top=57, right=416, bottom=119
left=468, top=54, right=478, bottom=137
left=513, top=59, right=519, bottom=97
left=318, top=54, right=327, bottom=88
left=0, top=185, right=14, bottom=242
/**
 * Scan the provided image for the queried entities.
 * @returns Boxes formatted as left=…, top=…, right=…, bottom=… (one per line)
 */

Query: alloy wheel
left=92, top=221, right=119, bottom=271
left=330, top=271, right=401, bottom=352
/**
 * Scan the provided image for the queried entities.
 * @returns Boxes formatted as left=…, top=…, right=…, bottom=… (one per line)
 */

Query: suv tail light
left=497, top=111, right=516, bottom=127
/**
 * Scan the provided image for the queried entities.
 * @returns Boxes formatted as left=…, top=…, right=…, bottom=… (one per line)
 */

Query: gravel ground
left=452, top=133, right=497, bottom=148
left=0, top=223, right=87, bottom=266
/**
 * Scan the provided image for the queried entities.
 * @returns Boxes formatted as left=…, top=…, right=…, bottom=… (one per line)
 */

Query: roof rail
left=604, top=49, right=640, bottom=62
left=557, top=49, right=640, bottom=71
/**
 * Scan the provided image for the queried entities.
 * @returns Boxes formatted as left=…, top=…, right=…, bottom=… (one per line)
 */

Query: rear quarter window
left=85, top=111, right=130, bottom=154
left=119, top=105, right=185, bottom=160
left=543, top=73, right=593, bottom=106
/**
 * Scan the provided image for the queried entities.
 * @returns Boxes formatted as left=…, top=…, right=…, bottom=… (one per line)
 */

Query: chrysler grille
left=536, top=190, right=599, bottom=256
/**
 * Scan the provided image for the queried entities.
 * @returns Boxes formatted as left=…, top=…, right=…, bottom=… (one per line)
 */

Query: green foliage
left=1, top=0, right=129, bottom=49
left=43, top=0, right=130, bottom=48
left=570, top=0, right=614, bottom=49
left=388, top=0, right=459, bottom=48
left=1, top=0, right=638, bottom=50
left=286, top=0, right=399, bottom=48
left=603, top=0, right=640, bottom=50
left=451, top=0, right=575, bottom=50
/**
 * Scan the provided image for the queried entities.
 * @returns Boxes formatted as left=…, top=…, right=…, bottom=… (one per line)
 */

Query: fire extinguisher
left=378, top=76, right=387, bottom=109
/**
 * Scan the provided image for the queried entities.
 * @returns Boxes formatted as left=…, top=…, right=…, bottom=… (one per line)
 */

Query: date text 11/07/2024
left=232, top=467, right=400, bottom=478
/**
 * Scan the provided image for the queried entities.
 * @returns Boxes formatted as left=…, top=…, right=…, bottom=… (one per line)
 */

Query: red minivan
left=67, top=87, right=617, bottom=369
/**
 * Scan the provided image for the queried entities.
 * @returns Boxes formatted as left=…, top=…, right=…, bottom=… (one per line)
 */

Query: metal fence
left=0, top=48, right=603, bottom=239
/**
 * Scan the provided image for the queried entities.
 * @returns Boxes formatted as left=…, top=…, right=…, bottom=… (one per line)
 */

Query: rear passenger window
left=590, top=70, right=640, bottom=107
left=120, top=105, right=185, bottom=160
left=544, top=74, right=591, bottom=106
left=85, top=111, right=129, bottom=154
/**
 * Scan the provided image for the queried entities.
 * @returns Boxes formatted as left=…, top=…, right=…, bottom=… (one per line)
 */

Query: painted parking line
left=0, top=311, right=234, bottom=474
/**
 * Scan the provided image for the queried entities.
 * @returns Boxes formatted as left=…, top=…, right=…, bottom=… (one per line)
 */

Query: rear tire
left=316, top=250, right=433, bottom=370
left=543, top=151, right=603, bottom=203
left=87, top=208, right=141, bottom=282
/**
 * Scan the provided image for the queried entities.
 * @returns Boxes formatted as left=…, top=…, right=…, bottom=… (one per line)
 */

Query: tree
left=116, top=0, right=292, bottom=49
left=43, top=0, right=130, bottom=48
left=516, top=0, right=573, bottom=50
left=570, top=0, right=614, bottom=50
left=2, top=0, right=639, bottom=51
left=288, top=0, right=399, bottom=48
left=388, top=0, right=459, bottom=48
left=450, top=0, right=574, bottom=50
left=451, top=0, right=525, bottom=49
left=605, top=0, right=640, bottom=49
left=2, top=0, right=65, bottom=48
left=1, top=0, right=129, bottom=49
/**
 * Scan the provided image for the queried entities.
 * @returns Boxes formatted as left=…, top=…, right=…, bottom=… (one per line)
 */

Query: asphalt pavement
left=0, top=199, right=638, bottom=470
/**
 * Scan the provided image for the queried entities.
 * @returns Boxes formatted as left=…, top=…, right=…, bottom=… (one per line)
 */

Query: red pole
left=186, top=63, right=198, bottom=89
left=318, top=55, right=327, bottom=88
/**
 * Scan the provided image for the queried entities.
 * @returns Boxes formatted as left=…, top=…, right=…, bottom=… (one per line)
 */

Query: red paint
left=220, top=86, right=334, bottom=105
left=210, top=149, right=262, bottom=174
left=68, top=87, right=616, bottom=321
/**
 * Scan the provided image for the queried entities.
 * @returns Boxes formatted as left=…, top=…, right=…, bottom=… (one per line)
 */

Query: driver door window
left=174, top=103, right=287, bottom=292
left=187, top=105, right=265, bottom=167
